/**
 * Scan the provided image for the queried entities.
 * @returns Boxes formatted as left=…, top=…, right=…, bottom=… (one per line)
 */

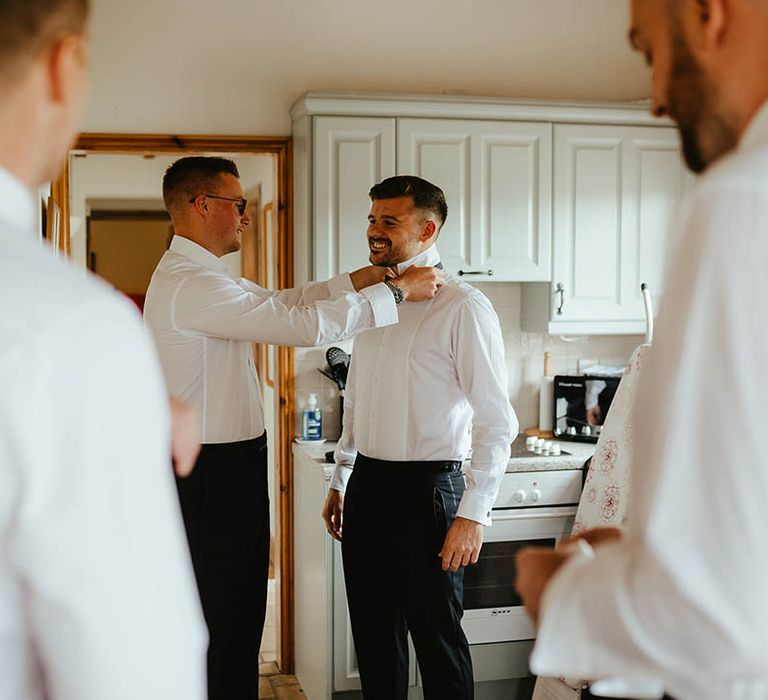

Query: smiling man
left=145, top=158, right=444, bottom=700
left=516, top=1, right=768, bottom=698
left=322, top=175, right=517, bottom=700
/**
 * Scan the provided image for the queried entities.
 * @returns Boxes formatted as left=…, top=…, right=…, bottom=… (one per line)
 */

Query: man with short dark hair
left=145, top=159, right=445, bottom=700
left=0, top=2, right=207, bottom=699
left=322, top=175, right=517, bottom=700
left=517, top=1, right=768, bottom=697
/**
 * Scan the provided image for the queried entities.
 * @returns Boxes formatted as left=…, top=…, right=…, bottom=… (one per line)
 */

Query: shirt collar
left=395, top=245, right=441, bottom=275
left=169, top=235, right=229, bottom=273
left=0, top=166, right=35, bottom=234
left=739, top=98, right=768, bottom=152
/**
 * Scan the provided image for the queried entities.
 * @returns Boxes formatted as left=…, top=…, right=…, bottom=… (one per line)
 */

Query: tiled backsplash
left=293, top=282, right=644, bottom=440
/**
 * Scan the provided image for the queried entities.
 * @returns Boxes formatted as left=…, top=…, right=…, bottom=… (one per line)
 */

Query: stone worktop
left=293, top=436, right=595, bottom=482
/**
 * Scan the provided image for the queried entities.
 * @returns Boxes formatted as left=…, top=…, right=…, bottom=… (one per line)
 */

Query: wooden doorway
left=53, top=134, right=297, bottom=673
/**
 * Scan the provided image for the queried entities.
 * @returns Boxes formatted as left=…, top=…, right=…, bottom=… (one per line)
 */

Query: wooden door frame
left=53, top=134, right=297, bottom=672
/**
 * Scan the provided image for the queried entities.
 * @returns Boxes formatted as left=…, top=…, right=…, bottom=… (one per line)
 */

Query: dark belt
left=355, top=452, right=462, bottom=476
left=200, top=431, right=267, bottom=456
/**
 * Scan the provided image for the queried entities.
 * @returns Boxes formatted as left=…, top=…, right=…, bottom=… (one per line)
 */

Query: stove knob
left=512, top=489, right=527, bottom=504
left=529, top=489, right=542, bottom=503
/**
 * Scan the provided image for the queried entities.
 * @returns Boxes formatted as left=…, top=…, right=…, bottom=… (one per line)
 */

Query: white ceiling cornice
left=290, top=92, right=665, bottom=127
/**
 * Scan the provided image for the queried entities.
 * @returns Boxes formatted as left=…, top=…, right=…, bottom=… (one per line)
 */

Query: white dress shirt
left=144, top=235, right=397, bottom=444
left=0, top=168, right=206, bottom=700
left=531, top=101, right=768, bottom=700
left=333, top=245, right=517, bottom=525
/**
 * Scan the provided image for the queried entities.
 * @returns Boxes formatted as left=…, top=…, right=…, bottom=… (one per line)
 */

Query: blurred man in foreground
left=0, top=2, right=207, bottom=698
left=517, top=1, right=768, bottom=698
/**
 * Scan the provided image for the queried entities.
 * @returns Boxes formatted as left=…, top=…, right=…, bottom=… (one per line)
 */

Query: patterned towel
left=572, top=343, right=649, bottom=534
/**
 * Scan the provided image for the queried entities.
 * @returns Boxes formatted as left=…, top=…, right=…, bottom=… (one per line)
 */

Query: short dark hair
left=0, top=0, right=89, bottom=86
left=369, top=175, right=448, bottom=229
left=163, top=157, right=240, bottom=214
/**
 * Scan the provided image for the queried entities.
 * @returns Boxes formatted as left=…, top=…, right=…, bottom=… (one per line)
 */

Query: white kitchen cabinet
left=397, top=119, right=551, bottom=281
left=332, top=542, right=418, bottom=693
left=293, top=443, right=418, bottom=699
left=312, top=116, right=396, bottom=280
left=294, top=93, right=690, bottom=334
left=522, top=123, right=693, bottom=335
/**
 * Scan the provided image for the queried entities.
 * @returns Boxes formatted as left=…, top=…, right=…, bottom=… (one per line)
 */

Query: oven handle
left=491, top=508, right=577, bottom=523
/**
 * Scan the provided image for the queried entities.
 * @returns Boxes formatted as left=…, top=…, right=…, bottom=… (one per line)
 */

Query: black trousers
left=176, top=433, right=270, bottom=700
left=341, top=454, right=474, bottom=700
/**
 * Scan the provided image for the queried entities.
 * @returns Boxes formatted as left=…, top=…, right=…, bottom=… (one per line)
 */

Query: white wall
left=84, top=0, right=650, bottom=136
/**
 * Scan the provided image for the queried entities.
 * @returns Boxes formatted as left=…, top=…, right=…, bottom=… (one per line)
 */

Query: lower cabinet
left=332, top=542, right=419, bottom=692
left=294, top=446, right=535, bottom=700
left=294, top=446, right=418, bottom=699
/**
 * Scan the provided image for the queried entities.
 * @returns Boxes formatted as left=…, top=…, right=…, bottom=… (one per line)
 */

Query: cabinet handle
left=458, top=269, right=494, bottom=277
left=555, top=282, right=565, bottom=315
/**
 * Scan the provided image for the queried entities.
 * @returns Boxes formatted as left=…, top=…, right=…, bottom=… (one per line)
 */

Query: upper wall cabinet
left=397, top=119, right=551, bottom=281
left=522, top=123, right=693, bottom=335
left=292, top=94, right=690, bottom=330
left=312, top=116, right=396, bottom=280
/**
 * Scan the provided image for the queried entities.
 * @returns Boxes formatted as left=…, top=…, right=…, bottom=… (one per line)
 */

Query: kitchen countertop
left=293, top=436, right=595, bottom=482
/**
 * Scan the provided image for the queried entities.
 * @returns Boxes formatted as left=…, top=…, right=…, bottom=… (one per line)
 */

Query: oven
left=460, top=469, right=582, bottom=681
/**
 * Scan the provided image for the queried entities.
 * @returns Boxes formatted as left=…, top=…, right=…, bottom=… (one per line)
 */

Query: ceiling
left=83, top=0, right=651, bottom=135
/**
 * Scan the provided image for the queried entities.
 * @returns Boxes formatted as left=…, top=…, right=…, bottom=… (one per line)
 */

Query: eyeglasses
left=190, top=194, right=247, bottom=216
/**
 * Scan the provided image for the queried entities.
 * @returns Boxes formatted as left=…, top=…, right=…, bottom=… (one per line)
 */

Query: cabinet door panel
left=554, top=127, right=623, bottom=320
left=478, top=125, right=551, bottom=281
left=550, top=124, right=687, bottom=332
left=332, top=542, right=417, bottom=691
left=314, top=117, right=396, bottom=279
left=398, top=119, right=551, bottom=281
left=397, top=120, right=472, bottom=274
left=623, top=129, right=688, bottom=318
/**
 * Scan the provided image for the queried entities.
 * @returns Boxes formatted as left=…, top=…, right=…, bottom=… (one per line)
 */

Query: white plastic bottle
left=301, top=393, right=323, bottom=441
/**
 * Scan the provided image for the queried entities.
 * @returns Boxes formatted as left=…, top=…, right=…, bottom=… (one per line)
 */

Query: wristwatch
left=384, top=278, right=405, bottom=305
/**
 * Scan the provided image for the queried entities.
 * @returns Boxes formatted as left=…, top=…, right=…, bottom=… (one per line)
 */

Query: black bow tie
left=434, top=262, right=444, bottom=270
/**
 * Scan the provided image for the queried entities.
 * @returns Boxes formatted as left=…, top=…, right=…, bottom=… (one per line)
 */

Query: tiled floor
left=258, top=662, right=304, bottom=699
left=259, top=579, right=306, bottom=697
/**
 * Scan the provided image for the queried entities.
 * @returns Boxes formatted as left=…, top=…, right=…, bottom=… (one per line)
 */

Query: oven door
left=461, top=505, right=576, bottom=645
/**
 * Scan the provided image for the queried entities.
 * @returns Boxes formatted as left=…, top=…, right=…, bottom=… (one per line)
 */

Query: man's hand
left=515, top=547, right=571, bottom=626
left=515, top=528, right=622, bottom=626
left=322, top=488, right=344, bottom=541
left=586, top=405, right=602, bottom=426
left=349, top=265, right=390, bottom=291
left=169, top=397, right=200, bottom=478
left=439, top=516, right=483, bottom=572
left=395, top=265, right=446, bottom=302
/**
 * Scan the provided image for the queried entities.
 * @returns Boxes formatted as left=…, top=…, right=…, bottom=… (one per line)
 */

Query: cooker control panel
left=494, top=470, right=582, bottom=508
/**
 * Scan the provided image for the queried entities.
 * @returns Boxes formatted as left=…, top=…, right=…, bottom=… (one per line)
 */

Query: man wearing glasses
left=144, top=156, right=444, bottom=700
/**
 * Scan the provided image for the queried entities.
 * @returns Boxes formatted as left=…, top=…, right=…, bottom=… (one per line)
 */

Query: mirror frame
left=53, top=133, right=298, bottom=672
